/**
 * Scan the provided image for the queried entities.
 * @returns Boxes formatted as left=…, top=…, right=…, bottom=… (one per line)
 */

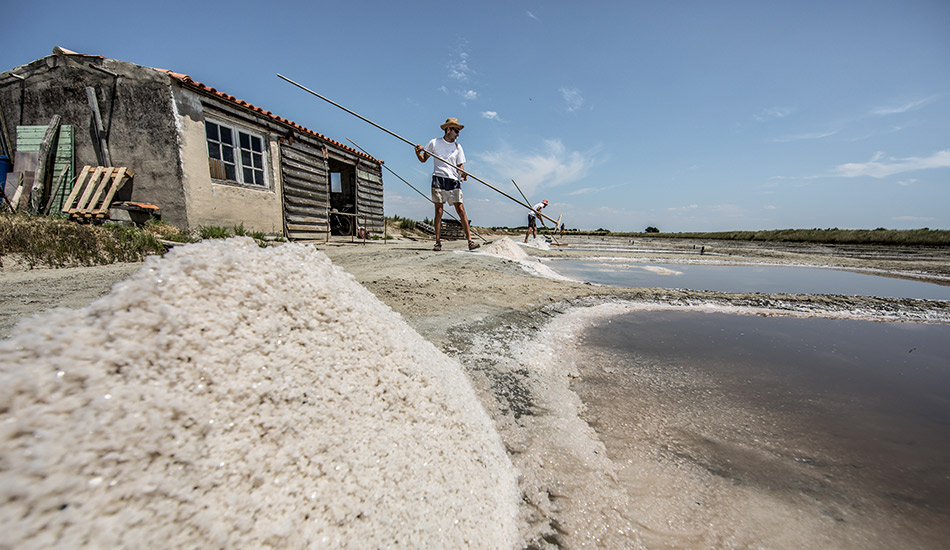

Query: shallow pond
left=573, top=310, right=950, bottom=548
left=549, top=260, right=950, bottom=300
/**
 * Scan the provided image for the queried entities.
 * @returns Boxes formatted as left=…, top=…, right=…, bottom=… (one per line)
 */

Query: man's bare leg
left=433, top=202, right=444, bottom=249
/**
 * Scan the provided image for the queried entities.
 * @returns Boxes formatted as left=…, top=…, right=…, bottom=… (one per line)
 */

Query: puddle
left=549, top=260, right=950, bottom=300
left=572, top=310, right=950, bottom=549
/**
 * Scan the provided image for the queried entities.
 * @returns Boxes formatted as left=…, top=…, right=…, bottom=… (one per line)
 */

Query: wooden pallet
left=61, top=166, right=133, bottom=219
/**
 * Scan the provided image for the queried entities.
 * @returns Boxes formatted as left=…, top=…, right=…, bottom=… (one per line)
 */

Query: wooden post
left=43, top=165, right=71, bottom=215
left=86, top=87, right=112, bottom=167
left=0, top=103, right=11, bottom=159
left=9, top=172, right=25, bottom=212
left=31, top=115, right=62, bottom=212
left=323, top=145, right=330, bottom=243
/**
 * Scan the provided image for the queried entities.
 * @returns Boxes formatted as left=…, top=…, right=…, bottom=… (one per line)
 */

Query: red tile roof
left=152, top=68, right=382, bottom=164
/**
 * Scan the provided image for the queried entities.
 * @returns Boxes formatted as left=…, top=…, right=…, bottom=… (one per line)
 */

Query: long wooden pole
left=278, top=74, right=561, bottom=226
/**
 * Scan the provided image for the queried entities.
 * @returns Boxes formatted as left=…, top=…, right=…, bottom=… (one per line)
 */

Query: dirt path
left=3, top=235, right=949, bottom=340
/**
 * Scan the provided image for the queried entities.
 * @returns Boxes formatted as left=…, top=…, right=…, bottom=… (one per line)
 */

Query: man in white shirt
left=415, top=118, right=479, bottom=251
left=524, top=199, right=548, bottom=243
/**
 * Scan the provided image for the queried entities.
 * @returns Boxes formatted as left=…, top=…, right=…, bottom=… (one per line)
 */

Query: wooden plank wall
left=280, top=139, right=330, bottom=240
left=280, top=138, right=385, bottom=240
left=356, top=165, right=384, bottom=235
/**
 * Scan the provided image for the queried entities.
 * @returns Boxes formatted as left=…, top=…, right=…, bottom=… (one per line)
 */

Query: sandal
left=468, top=241, right=480, bottom=250
left=433, top=241, right=442, bottom=251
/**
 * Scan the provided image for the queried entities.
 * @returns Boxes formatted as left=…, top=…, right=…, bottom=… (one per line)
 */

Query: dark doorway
left=328, top=159, right=356, bottom=235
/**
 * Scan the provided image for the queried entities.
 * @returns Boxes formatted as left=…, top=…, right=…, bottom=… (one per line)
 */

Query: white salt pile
left=482, top=237, right=532, bottom=261
left=0, top=238, right=518, bottom=549
left=482, top=237, right=574, bottom=281
left=521, top=237, right=551, bottom=251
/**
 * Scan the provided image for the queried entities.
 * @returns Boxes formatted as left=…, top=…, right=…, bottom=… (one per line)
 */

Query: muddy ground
left=2, top=234, right=949, bottom=548
left=3, top=234, right=949, bottom=340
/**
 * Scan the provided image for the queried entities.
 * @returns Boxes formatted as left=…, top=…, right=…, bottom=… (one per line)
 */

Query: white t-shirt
left=424, top=137, right=466, bottom=180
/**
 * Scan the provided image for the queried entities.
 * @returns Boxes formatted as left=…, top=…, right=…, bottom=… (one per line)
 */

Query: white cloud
left=478, top=139, right=599, bottom=196
left=526, top=10, right=538, bottom=20
left=461, top=89, right=478, bottom=101
left=754, top=107, right=793, bottom=121
left=448, top=50, right=472, bottom=81
left=481, top=111, right=498, bottom=120
left=832, top=149, right=950, bottom=178
left=871, top=96, right=936, bottom=116
left=896, top=178, right=917, bottom=186
left=668, top=204, right=699, bottom=212
left=769, top=130, right=838, bottom=142
left=559, top=87, right=584, bottom=112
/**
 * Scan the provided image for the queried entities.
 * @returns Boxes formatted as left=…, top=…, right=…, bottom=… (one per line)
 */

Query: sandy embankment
left=1, top=234, right=948, bottom=548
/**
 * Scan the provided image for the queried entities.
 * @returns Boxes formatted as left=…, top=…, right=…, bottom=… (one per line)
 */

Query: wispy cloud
left=754, top=107, right=793, bottom=122
left=478, top=139, right=600, bottom=196
left=448, top=48, right=472, bottom=81
left=481, top=111, right=501, bottom=121
left=896, top=178, right=917, bottom=186
left=832, top=149, right=950, bottom=178
left=526, top=10, right=538, bottom=20
left=870, top=96, right=936, bottom=116
left=461, top=89, right=477, bottom=101
left=668, top=204, right=699, bottom=212
left=769, top=129, right=838, bottom=143
left=559, top=87, right=585, bottom=112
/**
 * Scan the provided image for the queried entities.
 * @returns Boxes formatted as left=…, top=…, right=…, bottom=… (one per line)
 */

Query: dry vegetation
left=0, top=213, right=170, bottom=269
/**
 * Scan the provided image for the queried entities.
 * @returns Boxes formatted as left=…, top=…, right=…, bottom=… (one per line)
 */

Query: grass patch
left=0, top=213, right=168, bottom=268
left=199, top=225, right=233, bottom=239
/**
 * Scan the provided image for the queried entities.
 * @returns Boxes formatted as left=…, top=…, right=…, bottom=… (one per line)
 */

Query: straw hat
left=440, top=117, right=464, bottom=130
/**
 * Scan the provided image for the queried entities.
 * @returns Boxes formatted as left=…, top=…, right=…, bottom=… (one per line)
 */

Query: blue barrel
left=0, top=155, right=10, bottom=194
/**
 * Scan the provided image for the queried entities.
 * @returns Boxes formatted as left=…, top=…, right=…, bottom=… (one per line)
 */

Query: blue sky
left=3, top=0, right=948, bottom=231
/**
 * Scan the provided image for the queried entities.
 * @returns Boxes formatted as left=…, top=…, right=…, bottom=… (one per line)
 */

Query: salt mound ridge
left=0, top=238, right=518, bottom=549
left=482, top=238, right=573, bottom=282
left=483, top=237, right=531, bottom=260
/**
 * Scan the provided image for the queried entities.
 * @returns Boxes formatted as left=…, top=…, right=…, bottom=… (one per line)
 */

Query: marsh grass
left=0, top=213, right=167, bottom=268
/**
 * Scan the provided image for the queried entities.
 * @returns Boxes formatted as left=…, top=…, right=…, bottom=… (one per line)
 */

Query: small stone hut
left=0, top=47, right=384, bottom=238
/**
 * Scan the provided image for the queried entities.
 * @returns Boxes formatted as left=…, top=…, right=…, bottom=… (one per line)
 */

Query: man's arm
left=414, top=144, right=429, bottom=163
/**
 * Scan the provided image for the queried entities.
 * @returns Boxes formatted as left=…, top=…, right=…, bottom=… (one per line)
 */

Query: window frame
left=205, top=118, right=268, bottom=188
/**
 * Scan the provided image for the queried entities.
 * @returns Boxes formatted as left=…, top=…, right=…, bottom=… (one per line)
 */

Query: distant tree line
left=637, top=228, right=950, bottom=246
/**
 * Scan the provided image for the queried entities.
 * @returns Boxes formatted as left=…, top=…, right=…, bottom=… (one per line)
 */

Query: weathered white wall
left=172, top=86, right=284, bottom=235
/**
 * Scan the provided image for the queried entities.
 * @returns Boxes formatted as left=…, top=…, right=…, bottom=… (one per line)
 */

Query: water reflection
left=550, top=260, right=950, bottom=300
left=575, top=311, right=950, bottom=548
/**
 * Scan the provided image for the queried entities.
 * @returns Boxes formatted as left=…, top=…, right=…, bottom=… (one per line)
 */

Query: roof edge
left=155, top=69, right=382, bottom=165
